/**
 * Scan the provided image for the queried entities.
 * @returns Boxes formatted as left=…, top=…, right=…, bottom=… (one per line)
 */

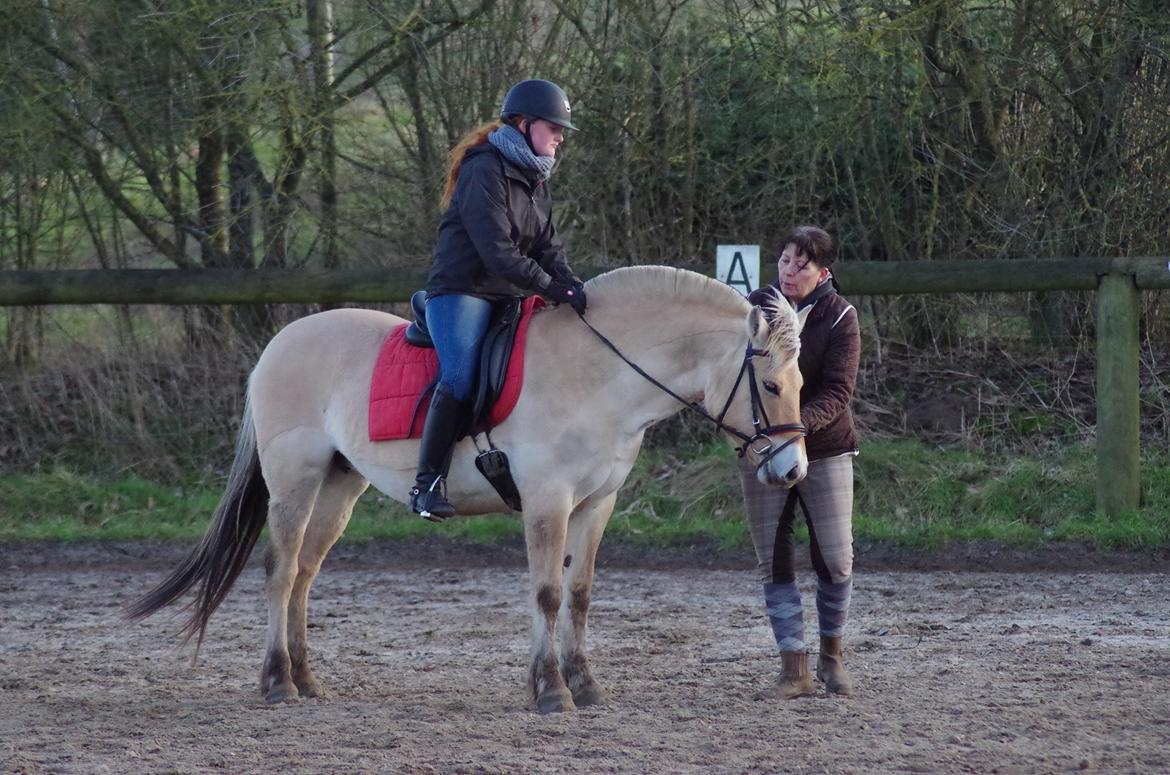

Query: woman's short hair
left=779, top=225, right=836, bottom=268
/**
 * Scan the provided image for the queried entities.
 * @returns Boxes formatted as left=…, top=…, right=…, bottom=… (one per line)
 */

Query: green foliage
left=5, top=438, right=1166, bottom=553
left=0, top=470, right=220, bottom=541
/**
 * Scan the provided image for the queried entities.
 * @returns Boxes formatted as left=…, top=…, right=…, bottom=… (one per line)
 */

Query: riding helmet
left=500, top=79, right=577, bottom=130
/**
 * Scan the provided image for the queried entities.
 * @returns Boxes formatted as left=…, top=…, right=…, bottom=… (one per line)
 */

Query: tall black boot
left=410, top=383, right=473, bottom=522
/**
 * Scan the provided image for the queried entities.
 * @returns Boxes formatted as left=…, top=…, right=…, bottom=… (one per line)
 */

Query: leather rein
left=574, top=312, right=806, bottom=470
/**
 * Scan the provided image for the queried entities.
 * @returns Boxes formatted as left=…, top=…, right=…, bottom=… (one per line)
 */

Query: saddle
left=403, top=291, right=531, bottom=427
left=369, top=292, right=544, bottom=512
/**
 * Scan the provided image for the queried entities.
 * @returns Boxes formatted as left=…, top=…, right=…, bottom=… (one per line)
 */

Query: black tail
left=126, top=398, right=268, bottom=653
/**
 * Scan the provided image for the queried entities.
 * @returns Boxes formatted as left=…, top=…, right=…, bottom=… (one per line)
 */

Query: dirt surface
left=1, top=541, right=1168, bottom=774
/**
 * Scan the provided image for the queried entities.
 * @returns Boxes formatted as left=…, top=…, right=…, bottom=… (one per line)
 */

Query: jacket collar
left=796, top=278, right=836, bottom=311
left=479, top=144, right=542, bottom=188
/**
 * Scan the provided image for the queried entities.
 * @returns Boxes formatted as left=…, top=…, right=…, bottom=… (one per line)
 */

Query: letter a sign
left=716, top=245, right=760, bottom=297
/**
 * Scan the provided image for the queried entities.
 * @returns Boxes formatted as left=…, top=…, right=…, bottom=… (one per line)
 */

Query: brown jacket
left=749, top=282, right=860, bottom=461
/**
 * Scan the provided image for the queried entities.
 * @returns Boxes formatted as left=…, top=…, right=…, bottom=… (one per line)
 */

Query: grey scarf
left=488, top=125, right=556, bottom=181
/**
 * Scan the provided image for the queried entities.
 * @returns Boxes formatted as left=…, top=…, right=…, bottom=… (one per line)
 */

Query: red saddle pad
left=368, top=296, right=545, bottom=441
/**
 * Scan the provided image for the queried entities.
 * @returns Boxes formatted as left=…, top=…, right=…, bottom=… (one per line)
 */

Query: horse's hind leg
left=258, top=429, right=333, bottom=704
left=287, top=460, right=369, bottom=698
left=559, top=492, right=617, bottom=707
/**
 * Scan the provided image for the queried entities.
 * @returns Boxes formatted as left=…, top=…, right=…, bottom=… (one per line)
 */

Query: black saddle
left=404, top=290, right=525, bottom=431
left=405, top=290, right=526, bottom=512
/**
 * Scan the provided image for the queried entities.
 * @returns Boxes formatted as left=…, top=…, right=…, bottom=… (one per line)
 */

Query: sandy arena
left=1, top=541, right=1167, bottom=774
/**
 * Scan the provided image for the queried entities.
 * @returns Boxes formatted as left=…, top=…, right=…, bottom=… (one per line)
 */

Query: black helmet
left=500, top=79, right=577, bottom=130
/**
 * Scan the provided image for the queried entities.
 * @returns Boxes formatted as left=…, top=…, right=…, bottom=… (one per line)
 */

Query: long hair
left=440, top=118, right=514, bottom=209
left=439, top=116, right=530, bottom=209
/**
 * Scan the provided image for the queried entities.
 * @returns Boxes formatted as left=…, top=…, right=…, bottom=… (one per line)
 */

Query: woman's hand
left=544, top=279, right=587, bottom=315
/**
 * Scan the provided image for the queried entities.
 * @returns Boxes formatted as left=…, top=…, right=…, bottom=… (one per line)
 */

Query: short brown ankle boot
left=755, top=651, right=814, bottom=700
left=816, top=635, right=852, bottom=696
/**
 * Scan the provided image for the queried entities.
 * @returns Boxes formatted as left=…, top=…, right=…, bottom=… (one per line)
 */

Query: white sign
left=716, top=245, right=760, bottom=297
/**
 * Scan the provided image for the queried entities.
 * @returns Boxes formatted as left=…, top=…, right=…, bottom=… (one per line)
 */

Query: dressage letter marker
left=717, top=245, right=760, bottom=297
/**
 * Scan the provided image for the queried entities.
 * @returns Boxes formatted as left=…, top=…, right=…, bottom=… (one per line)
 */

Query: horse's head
left=726, top=290, right=809, bottom=488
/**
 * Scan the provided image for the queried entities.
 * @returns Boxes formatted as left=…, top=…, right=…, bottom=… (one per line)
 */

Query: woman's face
left=523, top=118, right=565, bottom=157
left=777, top=243, right=829, bottom=303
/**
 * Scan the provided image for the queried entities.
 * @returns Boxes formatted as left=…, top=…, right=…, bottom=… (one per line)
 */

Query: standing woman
left=411, top=79, right=588, bottom=521
left=739, top=225, right=861, bottom=698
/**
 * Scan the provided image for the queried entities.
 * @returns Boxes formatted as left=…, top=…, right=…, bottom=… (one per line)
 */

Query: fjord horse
left=129, top=266, right=809, bottom=713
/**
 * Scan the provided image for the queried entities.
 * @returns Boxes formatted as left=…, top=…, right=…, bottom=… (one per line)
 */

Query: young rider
left=410, top=79, right=587, bottom=521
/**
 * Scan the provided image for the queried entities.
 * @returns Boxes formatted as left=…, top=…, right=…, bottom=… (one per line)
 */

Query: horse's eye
left=762, top=381, right=779, bottom=395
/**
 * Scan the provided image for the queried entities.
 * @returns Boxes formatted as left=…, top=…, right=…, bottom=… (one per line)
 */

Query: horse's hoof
left=535, top=688, right=576, bottom=714
left=298, top=682, right=326, bottom=699
left=264, top=683, right=301, bottom=705
left=572, top=682, right=608, bottom=708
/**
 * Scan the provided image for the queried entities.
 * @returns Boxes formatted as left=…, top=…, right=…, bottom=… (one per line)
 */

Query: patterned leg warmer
left=816, top=577, right=852, bottom=638
left=763, top=582, right=806, bottom=652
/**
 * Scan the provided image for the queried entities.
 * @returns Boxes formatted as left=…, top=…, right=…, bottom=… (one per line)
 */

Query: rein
left=573, top=311, right=806, bottom=469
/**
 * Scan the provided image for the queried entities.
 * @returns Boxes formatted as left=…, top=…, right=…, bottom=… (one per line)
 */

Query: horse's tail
left=126, top=392, right=269, bottom=653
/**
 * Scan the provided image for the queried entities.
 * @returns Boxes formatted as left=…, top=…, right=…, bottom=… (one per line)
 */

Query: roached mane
left=584, top=265, right=801, bottom=367
left=584, top=265, right=751, bottom=316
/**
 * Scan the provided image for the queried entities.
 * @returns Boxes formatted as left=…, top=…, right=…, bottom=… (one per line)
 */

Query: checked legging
left=737, top=454, right=855, bottom=650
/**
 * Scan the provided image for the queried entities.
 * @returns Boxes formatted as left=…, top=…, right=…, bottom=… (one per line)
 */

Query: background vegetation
left=2, top=1, right=1168, bottom=548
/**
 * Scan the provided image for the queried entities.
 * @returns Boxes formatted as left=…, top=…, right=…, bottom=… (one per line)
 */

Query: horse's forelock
left=757, top=289, right=801, bottom=367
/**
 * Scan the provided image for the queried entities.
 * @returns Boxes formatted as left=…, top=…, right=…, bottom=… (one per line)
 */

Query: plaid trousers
left=736, top=453, right=855, bottom=584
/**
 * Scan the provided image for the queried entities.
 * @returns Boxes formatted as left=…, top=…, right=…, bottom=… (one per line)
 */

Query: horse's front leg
left=559, top=492, right=617, bottom=707
left=522, top=500, right=575, bottom=714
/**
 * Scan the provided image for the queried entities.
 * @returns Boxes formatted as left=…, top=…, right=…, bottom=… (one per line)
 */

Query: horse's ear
left=747, top=306, right=769, bottom=343
left=797, top=305, right=812, bottom=333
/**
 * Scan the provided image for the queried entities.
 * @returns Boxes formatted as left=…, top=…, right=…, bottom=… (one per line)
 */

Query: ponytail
left=439, top=120, right=504, bottom=210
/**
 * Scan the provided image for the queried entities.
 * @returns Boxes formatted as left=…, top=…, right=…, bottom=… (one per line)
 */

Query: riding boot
left=754, top=651, right=814, bottom=700
left=816, top=634, right=853, bottom=696
left=410, top=383, right=472, bottom=522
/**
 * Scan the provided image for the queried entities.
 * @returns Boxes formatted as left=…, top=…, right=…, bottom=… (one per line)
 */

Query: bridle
left=575, top=313, right=807, bottom=472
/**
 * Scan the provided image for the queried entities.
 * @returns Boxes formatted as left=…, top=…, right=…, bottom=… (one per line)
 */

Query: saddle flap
left=472, top=296, right=525, bottom=423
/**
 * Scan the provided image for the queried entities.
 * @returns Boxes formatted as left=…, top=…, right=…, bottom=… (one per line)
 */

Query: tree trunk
left=308, top=0, right=339, bottom=270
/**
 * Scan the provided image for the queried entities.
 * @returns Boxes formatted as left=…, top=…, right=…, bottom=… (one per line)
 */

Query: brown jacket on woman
left=749, top=282, right=860, bottom=461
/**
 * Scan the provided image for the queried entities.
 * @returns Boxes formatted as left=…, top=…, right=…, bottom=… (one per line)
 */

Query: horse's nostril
left=785, top=466, right=800, bottom=481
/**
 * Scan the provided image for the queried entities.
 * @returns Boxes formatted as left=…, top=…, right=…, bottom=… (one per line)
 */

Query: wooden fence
left=2, top=257, right=1168, bottom=516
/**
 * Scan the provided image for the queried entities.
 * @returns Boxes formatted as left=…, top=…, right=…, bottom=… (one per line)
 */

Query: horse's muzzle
left=757, top=443, right=808, bottom=488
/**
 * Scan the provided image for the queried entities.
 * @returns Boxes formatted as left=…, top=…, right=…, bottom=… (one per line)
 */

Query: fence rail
left=1, top=257, right=1168, bottom=306
left=3, top=257, right=1168, bottom=517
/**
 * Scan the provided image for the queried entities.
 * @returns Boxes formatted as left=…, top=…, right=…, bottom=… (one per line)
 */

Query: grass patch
left=0, top=470, right=221, bottom=542
left=2, top=439, right=1167, bottom=551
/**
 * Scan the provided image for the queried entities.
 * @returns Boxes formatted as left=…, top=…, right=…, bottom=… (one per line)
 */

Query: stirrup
left=410, top=482, right=455, bottom=523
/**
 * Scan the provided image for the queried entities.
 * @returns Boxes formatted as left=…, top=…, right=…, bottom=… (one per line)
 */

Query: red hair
left=440, top=120, right=503, bottom=209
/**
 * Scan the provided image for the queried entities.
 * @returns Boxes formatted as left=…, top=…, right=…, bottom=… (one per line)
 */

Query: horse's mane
left=585, top=265, right=750, bottom=315
left=586, top=266, right=801, bottom=365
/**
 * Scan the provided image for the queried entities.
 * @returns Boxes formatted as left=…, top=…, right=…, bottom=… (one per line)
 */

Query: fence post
left=1095, top=272, right=1141, bottom=515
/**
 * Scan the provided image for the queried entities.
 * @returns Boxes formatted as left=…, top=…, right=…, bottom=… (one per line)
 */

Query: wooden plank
left=1095, top=273, right=1142, bottom=515
left=1, top=258, right=1166, bottom=305
left=0, top=268, right=427, bottom=306
left=831, top=256, right=1168, bottom=295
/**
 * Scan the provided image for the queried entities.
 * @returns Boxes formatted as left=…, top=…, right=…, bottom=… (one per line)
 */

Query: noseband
left=575, top=314, right=807, bottom=472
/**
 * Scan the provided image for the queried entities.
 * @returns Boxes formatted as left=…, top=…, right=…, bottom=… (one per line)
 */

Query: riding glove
left=543, top=279, right=587, bottom=315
